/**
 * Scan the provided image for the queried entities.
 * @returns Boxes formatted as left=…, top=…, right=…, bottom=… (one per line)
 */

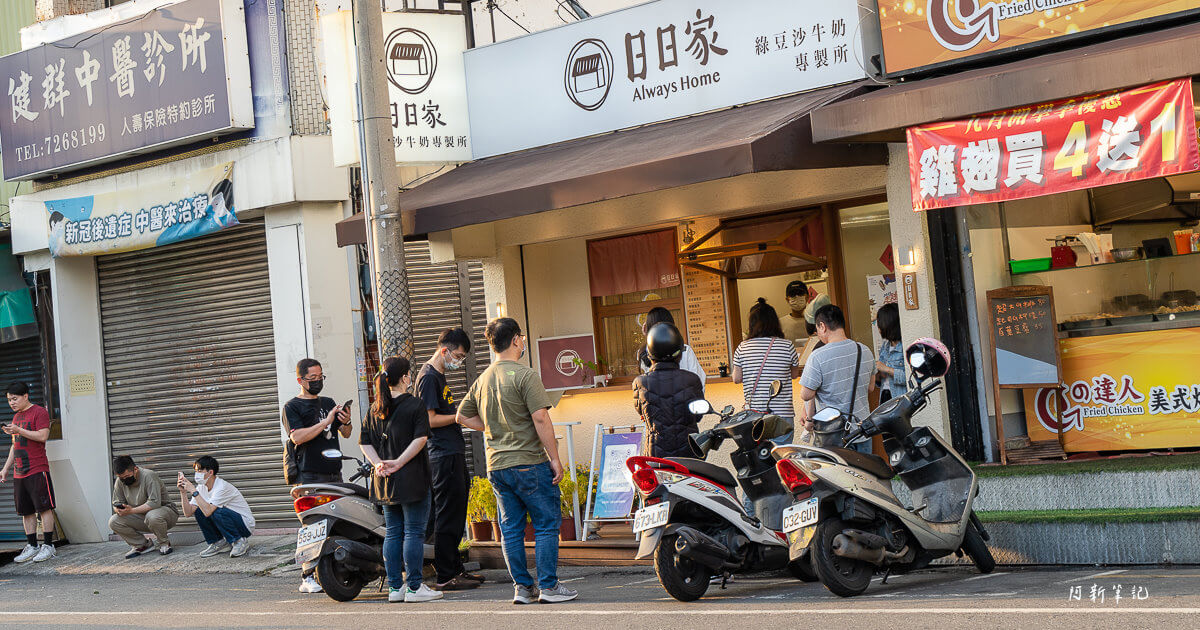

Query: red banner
left=907, top=79, right=1199, bottom=211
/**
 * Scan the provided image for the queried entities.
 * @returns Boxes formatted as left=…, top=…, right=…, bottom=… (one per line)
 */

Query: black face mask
left=120, top=475, right=136, bottom=486
left=305, top=380, right=324, bottom=396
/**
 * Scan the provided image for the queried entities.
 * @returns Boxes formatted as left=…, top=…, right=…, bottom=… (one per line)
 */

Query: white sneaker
left=404, top=584, right=443, bottom=602
left=388, top=588, right=405, bottom=603
left=200, top=540, right=230, bottom=558
left=299, top=575, right=323, bottom=593
left=13, top=544, right=37, bottom=563
left=229, top=538, right=250, bottom=558
left=537, top=582, right=578, bottom=603
left=32, top=544, right=56, bottom=562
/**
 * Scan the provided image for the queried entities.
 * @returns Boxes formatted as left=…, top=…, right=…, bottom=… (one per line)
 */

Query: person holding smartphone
left=283, top=358, right=351, bottom=593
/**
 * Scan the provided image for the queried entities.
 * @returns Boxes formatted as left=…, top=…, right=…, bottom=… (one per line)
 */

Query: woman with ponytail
left=359, top=356, right=442, bottom=603
left=732, top=298, right=802, bottom=441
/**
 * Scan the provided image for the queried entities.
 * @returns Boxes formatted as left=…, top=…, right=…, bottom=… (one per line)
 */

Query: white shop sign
left=322, top=11, right=471, bottom=165
left=464, top=0, right=866, bottom=158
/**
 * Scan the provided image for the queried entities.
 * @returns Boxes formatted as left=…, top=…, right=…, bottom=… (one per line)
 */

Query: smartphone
left=113, top=502, right=127, bottom=509
left=342, top=400, right=353, bottom=412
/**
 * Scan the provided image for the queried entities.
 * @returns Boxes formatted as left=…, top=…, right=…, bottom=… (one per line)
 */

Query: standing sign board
left=590, top=430, right=644, bottom=520
left=536, top=334, right=598, bottom=392
left=986, top=285, right=1063, bottom=464
left=877, top=0, right=1200, bottom=77
left=321, top=11, right=471, bottom=165
left=44, top=161, right=237, bottom=257
left=0, top=0, right=253, bottom=181
left=908, top=79, right=1200, bottom=212
left=464, top=0, right=866, bottom=158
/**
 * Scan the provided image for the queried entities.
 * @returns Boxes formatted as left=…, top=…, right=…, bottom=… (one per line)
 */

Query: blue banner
left=591, top=431, right=643, bottom=519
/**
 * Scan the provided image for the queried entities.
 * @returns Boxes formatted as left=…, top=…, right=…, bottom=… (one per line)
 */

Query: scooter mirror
left=321, top=448, right=344, bottom=460
left=768, top=380, right=783, bottom=399
left=909, top=352, right=926, bottom=370
left=688, top=399, right=714, bottom=416
left=812, top=408, right=841, bottom=423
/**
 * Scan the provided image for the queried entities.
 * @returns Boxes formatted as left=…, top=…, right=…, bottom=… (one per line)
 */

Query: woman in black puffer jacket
left=633, top=323, right=705, bottom=458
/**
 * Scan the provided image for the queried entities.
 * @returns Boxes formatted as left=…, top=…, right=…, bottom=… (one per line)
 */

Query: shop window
left=588, top=230, right=684, bottom=381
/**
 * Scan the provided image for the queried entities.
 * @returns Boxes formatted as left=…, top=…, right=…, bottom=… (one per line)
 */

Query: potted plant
left=558, top=472, right=579, bottom=541
left=467, top=476, right=497, bottom=542
left=571, top=356, right=611, bottom=387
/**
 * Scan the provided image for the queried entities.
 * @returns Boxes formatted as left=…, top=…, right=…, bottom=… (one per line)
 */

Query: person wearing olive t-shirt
left=361, top=356, right=443, bottom=604
left=456, top=318, right=578, bottom=605
left=283, top=357, right=350, bottom=594
left=417, top=327, right=483, bottom=591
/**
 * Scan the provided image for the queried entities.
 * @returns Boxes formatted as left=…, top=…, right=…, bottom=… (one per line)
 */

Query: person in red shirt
left=0, top=381, right=57, bottom=563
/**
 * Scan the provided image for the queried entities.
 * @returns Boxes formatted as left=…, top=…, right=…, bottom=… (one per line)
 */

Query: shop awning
left=811, top=20, right=1200, bottom=143
left=335, top=82, right=885, bottom=246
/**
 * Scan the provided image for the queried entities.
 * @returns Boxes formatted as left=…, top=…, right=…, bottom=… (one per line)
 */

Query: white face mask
left=444, top=349, right=463, bottom=371
left=194, top=471, right=207, bottom=484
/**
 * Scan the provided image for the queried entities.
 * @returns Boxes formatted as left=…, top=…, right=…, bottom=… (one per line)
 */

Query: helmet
left=905, top=337, right=951, bottom=379
left=646, top=323, right=684, bottom=363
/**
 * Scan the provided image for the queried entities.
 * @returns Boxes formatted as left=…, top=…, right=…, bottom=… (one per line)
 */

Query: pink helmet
left=905, top=337, right=951, bottom=379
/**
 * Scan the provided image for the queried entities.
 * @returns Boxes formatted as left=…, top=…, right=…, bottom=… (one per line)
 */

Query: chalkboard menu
left=682, top=266, right=729, bottom=375
left=986, top=286, right=1061, bottom=388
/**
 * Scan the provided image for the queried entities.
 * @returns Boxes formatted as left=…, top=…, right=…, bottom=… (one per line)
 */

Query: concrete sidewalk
left=0, top=535, right=302, bottom=578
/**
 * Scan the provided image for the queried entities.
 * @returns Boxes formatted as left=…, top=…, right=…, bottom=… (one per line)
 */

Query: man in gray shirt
left=798, top=304, right=876, bottom=454
left=110, top=455, right=180, bottom=558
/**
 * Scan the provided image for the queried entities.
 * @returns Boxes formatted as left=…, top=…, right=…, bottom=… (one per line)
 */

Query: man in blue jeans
left=456, top=318, right=578, bottom=605
left=177, top=455, right=255, bottom=558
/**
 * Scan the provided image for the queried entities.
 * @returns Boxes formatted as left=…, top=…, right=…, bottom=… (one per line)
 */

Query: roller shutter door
left=403, top=243, right=490, bottom=477
left=0, top=336, right=46, bottom=539
left=97, top=226, right=290, bottom=527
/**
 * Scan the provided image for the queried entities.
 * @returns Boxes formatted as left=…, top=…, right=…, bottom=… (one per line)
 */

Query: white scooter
left=628, top=381, right=818, bottom=602
left=772, top=338, right=994, bottom=597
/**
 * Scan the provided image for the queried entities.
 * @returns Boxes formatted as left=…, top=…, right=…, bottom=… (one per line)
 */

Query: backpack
left=281, top=406, right=299, bottom=485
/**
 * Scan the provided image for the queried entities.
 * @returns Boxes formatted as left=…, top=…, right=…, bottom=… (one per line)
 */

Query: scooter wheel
left=961, top=520, right=995, bottom=574
left=316, top=552, right=365, bottom=601
left=811, top=517, right=872, bottom=597
left=654, top=535, right=710, bottom=602
left=788, top=556, right=819, bottom=582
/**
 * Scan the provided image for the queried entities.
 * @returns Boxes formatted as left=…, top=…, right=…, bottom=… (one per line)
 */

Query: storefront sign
left=682, top=266, right=728, bottom=375
left=536, top=334, right=599, bottom=392
left=44, top=161, right=237, bottom=257
left=878, top=1, right=1200, bottom=76
left=591, top=430, right=644, bottom=519
left=322, top=11, right=471, bottom=165
left=900, top=272, right=918, bottom=311
left=909, top=79, right=1200, bottom=211
left=1024, top=328, right=1200, bottom=451
left=465, top=0, right=865, bottom=158
left=987, top=287, right=1059, bottom=386
left=0, top=0, right=253, bottom=181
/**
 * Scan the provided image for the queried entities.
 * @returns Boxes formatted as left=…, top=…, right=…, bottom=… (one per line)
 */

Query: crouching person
left=110, top=455, right=180, bottom=558
left=177, top=455, right=255, bottom=558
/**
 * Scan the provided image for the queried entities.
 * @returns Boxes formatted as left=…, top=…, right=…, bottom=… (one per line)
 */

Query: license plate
left=296, top=519, right=328, bottom=549
left=781, top=498, right=819, bottom=534
left=632, top=502, right=670, bottom=533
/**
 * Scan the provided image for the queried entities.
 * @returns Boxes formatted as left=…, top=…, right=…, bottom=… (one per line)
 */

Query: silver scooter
left=772, top=340, right=994, bottom=597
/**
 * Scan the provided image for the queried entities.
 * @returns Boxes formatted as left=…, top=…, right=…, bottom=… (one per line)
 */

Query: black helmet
left=646, top=322, right=684, bottom=363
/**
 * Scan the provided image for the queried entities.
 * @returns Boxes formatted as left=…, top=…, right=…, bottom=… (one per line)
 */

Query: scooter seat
left=826, top=447, right=895, bottom=480
left=323, top=482, right=370, bottom=499
left=664, top=457, right=737, bottom=489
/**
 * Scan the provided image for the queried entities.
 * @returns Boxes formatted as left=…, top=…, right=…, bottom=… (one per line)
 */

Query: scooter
left=772, top=339, right=994, bottom=598
left=628, top=381, right=818, bottom=602
left=292, top=449, right=385, bottom=601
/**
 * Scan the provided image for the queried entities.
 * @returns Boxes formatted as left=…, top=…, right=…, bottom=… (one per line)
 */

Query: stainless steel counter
left=1059, top=310, right=1200, bottom=338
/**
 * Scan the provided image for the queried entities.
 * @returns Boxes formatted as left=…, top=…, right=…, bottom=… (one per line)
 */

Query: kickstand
left=377, top=578, right=386, bottom=593
left=880, top=568, right=892, bottom=585
left=720, top=574, right=729, bottom=590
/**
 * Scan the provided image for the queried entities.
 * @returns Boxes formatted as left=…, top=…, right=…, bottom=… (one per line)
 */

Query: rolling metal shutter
left=403, top=243, right=490, bottom=477
left=97, top=226, right=290, bottom=527
left=0, top=336, right=46, bottom=538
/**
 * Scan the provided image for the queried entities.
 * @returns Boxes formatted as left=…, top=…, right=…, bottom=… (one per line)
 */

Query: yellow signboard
left=1023, top=327, right=1200, bottom=451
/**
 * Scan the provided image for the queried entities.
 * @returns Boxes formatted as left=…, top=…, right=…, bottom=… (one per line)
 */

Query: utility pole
left=352, top=0, right=413, bottom=364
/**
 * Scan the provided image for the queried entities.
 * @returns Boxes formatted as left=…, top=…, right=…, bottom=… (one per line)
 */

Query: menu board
left=986, top=286, right=1061, bottom=388
left=682, top=266, right=729, bottom=375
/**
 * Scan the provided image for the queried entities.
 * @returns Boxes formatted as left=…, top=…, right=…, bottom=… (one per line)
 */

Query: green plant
left=559, top=471, right=578, bottom=516
left=560, top=464, right=597, bottom=517
left=570, top=356, right=609, bottom=384
left=467, top=476, right=497, bottom=522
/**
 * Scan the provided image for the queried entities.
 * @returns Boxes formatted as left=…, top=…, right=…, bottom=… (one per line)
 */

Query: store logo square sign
left=465, top=0, right=865, bottom=158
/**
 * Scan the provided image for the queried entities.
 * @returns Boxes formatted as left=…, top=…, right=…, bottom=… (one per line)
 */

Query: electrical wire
left=490, top=1, right=531, bottom=34
left=45, top=4, right=171, bottom=50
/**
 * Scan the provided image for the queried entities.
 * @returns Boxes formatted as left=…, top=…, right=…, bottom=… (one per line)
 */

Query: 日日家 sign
left=464, top=0, right=865, bottom=158
left=321, top=11, right=471, bottom=165
left=877, top=0, right=1200, bottom=76
left=907, top=79, right=1200, bottom=211
left=0, top=0, right=253, bottom=181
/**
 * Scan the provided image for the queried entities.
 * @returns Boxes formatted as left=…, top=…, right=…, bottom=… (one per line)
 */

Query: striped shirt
left=801, top=339, right=875, bottom=442
left=733, top=337, right=799, bottom=418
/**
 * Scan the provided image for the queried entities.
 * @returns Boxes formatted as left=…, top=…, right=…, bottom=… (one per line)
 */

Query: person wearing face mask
left=417, top=328, right=485, bottom=591
left=177, top=455, right=255, bottom=559
left=282, top=357, right=351, bottom=593
left=109, top=455, right=180, bottom=559
left=780, top=280, right=810, bottom=343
